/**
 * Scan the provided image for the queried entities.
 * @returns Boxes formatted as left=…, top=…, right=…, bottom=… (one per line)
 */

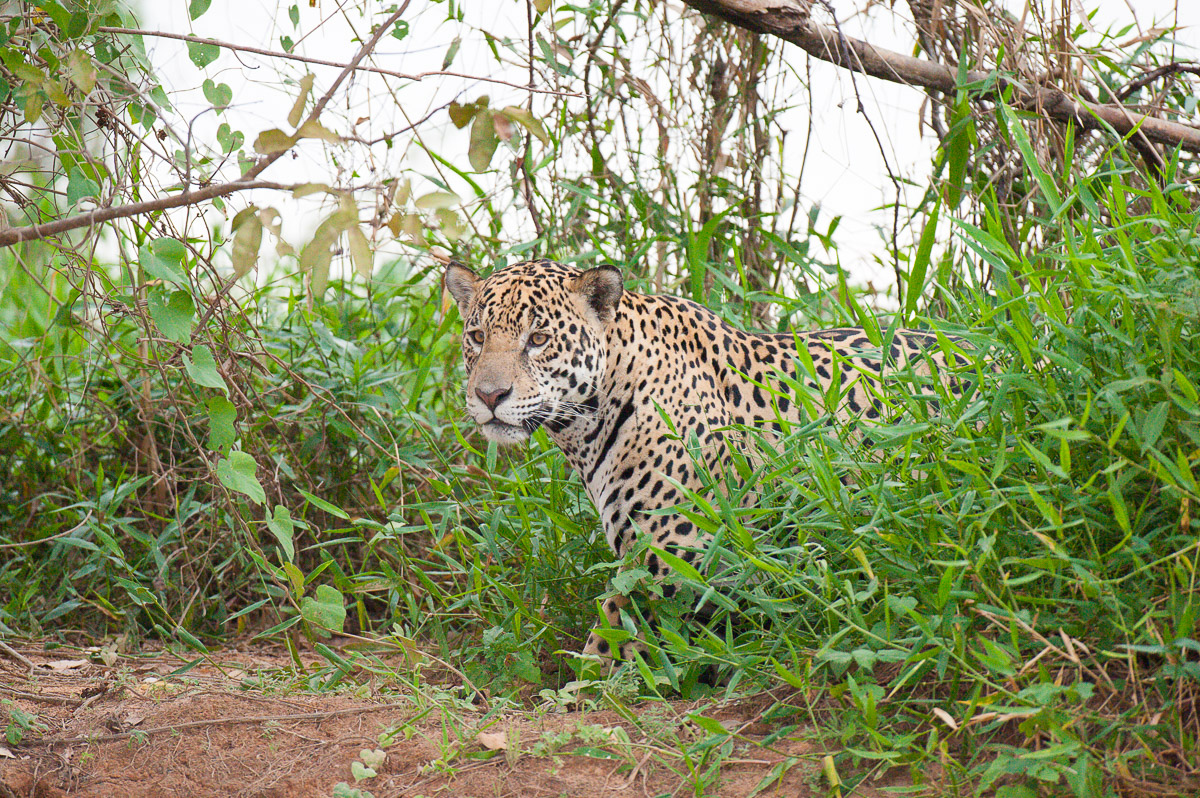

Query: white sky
left=133, top=0, right=1200, bottom=291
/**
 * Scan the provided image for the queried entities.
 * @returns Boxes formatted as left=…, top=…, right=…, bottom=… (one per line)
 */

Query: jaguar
left=444, top=258, right=969, bottom=661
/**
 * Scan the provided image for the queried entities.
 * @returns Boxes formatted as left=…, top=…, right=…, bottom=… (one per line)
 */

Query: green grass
left=2, top=158, right=1199, bottom=795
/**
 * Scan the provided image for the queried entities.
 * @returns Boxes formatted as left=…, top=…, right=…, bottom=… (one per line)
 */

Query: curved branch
left=681, top=0, right=1200, bottom=153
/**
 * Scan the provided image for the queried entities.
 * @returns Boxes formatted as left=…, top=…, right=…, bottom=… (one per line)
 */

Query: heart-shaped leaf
left=147, top=288, right=194, bottom=343
left=206, top=395, right=236, bottom=452
left=300, top=584, right=346, bottom=636
left=203, top=78, right=232, bottom=110
left=187, top=40, right=220, bottom=68
left=183, top=345, right=228, bottom=393
left=215, top=451, right=265, bottom=505
left=267, top=504, right=295, bottom=562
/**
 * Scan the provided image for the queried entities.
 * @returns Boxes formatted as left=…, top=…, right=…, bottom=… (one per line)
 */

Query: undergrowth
left=2, top=158, right=1199, bottom=796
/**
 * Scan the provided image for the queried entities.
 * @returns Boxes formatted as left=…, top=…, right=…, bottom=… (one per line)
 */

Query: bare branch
left=680, top=0, right=1200, bottom=153
left=0, top=4, right=413, bottom=248
left=0, top=181, right=286, bottom=247
left=97, top=27, right=582, bottom=98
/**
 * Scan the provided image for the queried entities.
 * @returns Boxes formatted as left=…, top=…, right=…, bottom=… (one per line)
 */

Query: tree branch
left=680, top=0, right=1200, bottom=153
left=0, top=3, right=412, bottom=249
left=97, top=27, right=581, bottom=98
left=0, top=181, right=289, bottom=247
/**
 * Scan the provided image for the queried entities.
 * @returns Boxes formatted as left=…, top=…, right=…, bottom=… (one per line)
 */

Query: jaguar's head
left=443, top=260, right=623, bottom=444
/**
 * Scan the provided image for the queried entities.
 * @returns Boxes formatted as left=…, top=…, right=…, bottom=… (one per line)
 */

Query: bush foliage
left=1, top=0, right=1198, bottom=794
left=3, top=152, right=1199, bottom=793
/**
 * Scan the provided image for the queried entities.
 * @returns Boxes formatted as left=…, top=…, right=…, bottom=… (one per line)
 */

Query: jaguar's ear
left=443, top=262, right=479, bottom=315
left=572, top=265, right=623, bottom=325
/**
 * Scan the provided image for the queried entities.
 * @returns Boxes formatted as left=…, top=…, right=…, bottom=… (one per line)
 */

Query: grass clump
left=2, top=158, right=1198, bottom=795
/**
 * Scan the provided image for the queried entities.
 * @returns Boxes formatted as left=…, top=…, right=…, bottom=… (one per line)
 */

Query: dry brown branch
left=0, top=685, right=85, bottom=706
left=0, top=639, right=36, bottom=671
left=679, top=0, right=1200, bottom=152
left=0, top=511, right=93, bottom=549
left=0, top=181, right=292, bottom=247
left=33, top=702, right=411, bottom=746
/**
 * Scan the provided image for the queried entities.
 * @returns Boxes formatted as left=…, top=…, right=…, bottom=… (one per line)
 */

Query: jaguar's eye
left=469, top=330, right=485, bottom=346
left=528, top=332, right=550, bottom=348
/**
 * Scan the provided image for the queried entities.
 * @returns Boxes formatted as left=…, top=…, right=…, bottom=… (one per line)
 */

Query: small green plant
left=2, top=700, right=47, bottom=746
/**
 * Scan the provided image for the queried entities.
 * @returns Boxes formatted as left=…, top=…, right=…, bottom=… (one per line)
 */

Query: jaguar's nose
left=475, top=385, right=513, bottom=411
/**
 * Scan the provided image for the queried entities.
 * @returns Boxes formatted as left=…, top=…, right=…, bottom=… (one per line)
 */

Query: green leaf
left=653, top=546, right=705, bottom=583
left=448, top=100, right=479, bottom=129
left=231, top=210, right=263, bottom=279
left=66, top=167, right=99, bottom=208
left=216, top=122, right=244, bottom=154
left=253, top=128, right=295, bottom=154
left=282, top=562, right=304, bottom=596
left=22, top=90, right=43, bottom=124
left=1141, top=401, right=1169, bottom=448
left=183, top=344, right=228, bottom=393
left=138, top=240, right=187, bottom=286
left=533, top=0, right=551, bottom=11
left=346, top=226, right=372, bottom=280
left=187, top=40, right=221, bottom=69
left=215, top=451, right=265, bottom=505
left=300, top=585, right=346, bottom=636
left=1000, top=104, right=1061, bottom=215
left=350, top=761, right=376, bottom=782
left=301, top=237, right=334, bottom=299
left=288, top=4, right=299, bottom=26
left=287, top=74, right=314, bottom=128
left=129, top=100, right=156, bottom=129
left=359, top=749, right=386, bottom=769
left=65, top=50, right=96, bottom=94
left=267, top=505, right=295, bottom=562
left=147, top=288, right=195, bottom=343
left=297, top=488, right=349, bottom=519
left=468, top=110, right=498, bottom=171
left=299, top=206, right=355, bottom=299
left=206, top=395, right=236, bottom=452
left=189, top=0, right=212, bottom=19
left=500, top=106, right=549, bottom=144
left=906, top=201, right=939, bottom=318
left=610, top=566, right=651, bottom=594
left=995, top=787, right=1037, bottom=798
left=331, top=782, right=370, bottom=798
left=687, top=713, right=730, bottom=738
left=202, top=78, right=232, bottom=110
left=296, top=119, right=339, bottom=143
left=150, top=236, right=185, bottom=260
left=442, top=35, right=461, bottom=70
left=434, top=208, right=465, bottom=242
left=414, top=191, right=458, bottom=211
left=944, top=87, right=972, bottom=209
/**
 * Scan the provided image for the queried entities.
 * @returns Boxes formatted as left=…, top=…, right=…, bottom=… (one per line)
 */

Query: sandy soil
left=0, top=639, right=897, bottom=798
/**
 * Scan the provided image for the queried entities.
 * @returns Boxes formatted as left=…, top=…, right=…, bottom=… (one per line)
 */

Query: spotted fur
left=444, top=259, right=963, bottom=661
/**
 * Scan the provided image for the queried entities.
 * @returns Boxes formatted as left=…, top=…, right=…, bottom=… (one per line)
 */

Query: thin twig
left=521, top=0, right=545, bottom=240
left=1115, top=62, right=1200, bottom=102
left=0, top=511, right=93, bottom=550
left=0, top=639, right=36, bottom=670
left=34, top=702, right=412, bottom=746
left=0, top=685, right=85, bottom=707
left=0, top=4, right=412, bottom=249
left=97, top=27, right=582, bottom=98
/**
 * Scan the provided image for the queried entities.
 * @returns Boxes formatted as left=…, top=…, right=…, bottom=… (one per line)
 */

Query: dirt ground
left=0, top=639, right=905, bottom=798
